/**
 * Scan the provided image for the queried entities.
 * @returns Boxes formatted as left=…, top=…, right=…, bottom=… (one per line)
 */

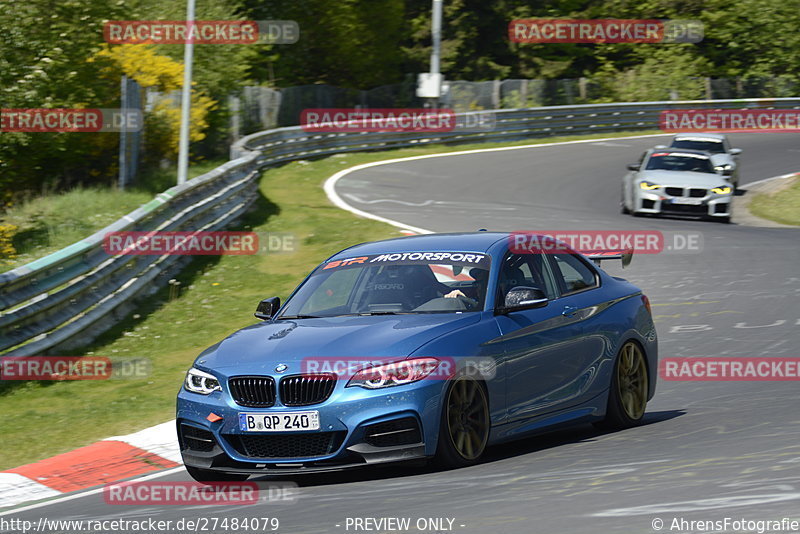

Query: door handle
left=562, top=306, right=579, bottom=317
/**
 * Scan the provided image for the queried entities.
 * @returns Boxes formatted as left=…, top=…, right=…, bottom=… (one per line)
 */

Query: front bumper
left=634, top=191, right=731, bottom=218
left=176, top=378, right=444, bottom=475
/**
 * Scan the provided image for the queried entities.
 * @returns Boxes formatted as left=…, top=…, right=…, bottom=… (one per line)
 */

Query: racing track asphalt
left=3, top=132, right=799, bottom=534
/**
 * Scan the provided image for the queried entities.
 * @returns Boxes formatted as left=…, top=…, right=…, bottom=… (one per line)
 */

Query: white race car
left=622, top=148, right=733, bottom=223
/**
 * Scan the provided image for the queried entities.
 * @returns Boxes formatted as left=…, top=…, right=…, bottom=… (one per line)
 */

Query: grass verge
left=1, top=161, right=226, bottom=272
left=0, top=129, right=663, bottom=469
left=749, top=175, right=800, bottom=226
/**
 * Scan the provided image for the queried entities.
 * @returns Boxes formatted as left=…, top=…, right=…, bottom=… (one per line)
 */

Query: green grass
left=749, top=175, right=800, bottom=226
left=0, top=129, right=663, bottom=469
left=1, top=161, right=226, bottom=272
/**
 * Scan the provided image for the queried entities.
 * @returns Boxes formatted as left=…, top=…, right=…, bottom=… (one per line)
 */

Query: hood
left=194, top=313, right=481, bottom=374
left=637, top=169, right=729, bottom=188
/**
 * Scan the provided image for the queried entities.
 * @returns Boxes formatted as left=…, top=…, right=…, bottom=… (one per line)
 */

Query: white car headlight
left=711, top=186, right=732, bottom=195
left=184, top=367, right=222, bottom=394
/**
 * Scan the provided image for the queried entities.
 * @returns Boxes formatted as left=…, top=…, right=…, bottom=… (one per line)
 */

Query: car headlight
left=184, top=367, right=222, bottom=394
left=346, top=358, right=441, bottom=389
left=714, top=164, right=732, bottom=172
left=639, top=181, right=660, bottom=190
left=711, top=186, right=732, bottom=195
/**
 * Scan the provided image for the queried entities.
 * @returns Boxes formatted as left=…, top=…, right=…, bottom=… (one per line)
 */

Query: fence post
left=118, top=75, right=128, bottom=190
left=229, top=94, right=241, bottom=144
left=520, top=80, right=528, bottom=107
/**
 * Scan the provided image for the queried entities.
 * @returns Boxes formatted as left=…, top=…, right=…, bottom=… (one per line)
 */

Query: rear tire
left=186, top=466, right=250, bottom=483
left=435, top=376, right=490, bottom=469
left=594, top=341, right=649, bottom=430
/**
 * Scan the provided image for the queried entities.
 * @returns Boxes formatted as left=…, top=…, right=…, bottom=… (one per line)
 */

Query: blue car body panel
left=176, top=232, right=658, bottom=475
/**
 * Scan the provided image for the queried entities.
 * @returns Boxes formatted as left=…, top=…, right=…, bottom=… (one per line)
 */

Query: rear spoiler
left=586, top=248, right=634, bottom=268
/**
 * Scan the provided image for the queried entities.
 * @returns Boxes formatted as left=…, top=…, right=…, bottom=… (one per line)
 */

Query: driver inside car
left=444, top=266, right=488, bottom=301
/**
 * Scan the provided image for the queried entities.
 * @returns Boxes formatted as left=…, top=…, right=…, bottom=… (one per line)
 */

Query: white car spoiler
left=586, top=248, right=634, bottom=268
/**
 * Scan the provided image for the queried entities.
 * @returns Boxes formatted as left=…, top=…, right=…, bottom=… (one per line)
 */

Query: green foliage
left=0, top=0, right=254, bottom=198
left=242, top=0, right=405, bottom=86
left=590, top=46, right=711, bottom=102
left=0, top=0, right=129, bottom=194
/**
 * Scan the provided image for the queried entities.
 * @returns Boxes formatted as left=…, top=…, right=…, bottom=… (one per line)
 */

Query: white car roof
left=673, top=133, right=727, bottom=142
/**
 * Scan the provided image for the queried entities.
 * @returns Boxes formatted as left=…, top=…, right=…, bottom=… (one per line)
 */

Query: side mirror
left=498, top=286, right=548, bottom=314
left=255, top=297, right=280, bottom=320
left=626, top=163, right=640, bottom=171
left=729, top=148, right=742, bottom=156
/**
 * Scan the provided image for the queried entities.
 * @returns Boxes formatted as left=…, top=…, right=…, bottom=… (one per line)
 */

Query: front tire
left=595, top=341, right=649, bottom=430
left=435, top=376, right=490, bottom=468
left=186, top=466, right=250, bottom=483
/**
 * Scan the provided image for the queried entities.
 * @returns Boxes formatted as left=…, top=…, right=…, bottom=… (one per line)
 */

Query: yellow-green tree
left=94, top=45, right=217, bottom=158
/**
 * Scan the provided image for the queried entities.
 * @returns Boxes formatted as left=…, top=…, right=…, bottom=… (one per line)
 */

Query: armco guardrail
left=231, top=98, right=800, bottom=159
left=2, top=97, right=799, bottom=356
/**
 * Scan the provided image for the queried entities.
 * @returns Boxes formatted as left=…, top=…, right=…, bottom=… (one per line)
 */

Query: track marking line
left=323, top=133, right=672, bottom=234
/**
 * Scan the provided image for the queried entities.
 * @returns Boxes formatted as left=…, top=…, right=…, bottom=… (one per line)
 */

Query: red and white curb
left=0, top=420, right=180, bottom=509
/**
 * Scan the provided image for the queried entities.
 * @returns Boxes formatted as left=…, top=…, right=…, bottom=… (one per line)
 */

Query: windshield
left=670, top=139, right=726, bottom=154
left=279, top=252, right=491, bottom=317
left=645, top=152, right=716, bottom=174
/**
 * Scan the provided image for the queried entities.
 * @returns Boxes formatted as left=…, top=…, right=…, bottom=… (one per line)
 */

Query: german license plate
left=670, top=198, right=703, bottom=205
left=239, top=411, right=320, bottom=432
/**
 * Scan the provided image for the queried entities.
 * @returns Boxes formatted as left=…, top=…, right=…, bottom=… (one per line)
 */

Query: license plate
left=670, top=198, right=703, bottom=205
left=239, top=411, right=320, bottom=432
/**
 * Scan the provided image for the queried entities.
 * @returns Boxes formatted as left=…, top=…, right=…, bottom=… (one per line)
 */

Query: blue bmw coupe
left=176, top=232, right=657, bottom=481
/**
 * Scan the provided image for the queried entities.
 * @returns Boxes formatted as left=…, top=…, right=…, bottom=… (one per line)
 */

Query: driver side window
left=496, top=253, right=558, bottom=304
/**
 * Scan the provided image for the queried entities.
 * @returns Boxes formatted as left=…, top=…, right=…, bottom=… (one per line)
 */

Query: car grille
left=227, top=432, right=346, bottom=459
left=229, top=376, right=276, bottom=407
left=180, top=424, right=216, bottom=453
left=364, top=417, right=422, bottom=447
left=279, top=374, right=336, bottom=406
left=664, top=187, right=707, bottom=198
left=689, top=188, right=707, bottom=197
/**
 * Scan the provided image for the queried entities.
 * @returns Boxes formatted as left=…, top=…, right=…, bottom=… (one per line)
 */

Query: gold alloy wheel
left=617, top=342, right=649, bottom=420
left=446, top=377, right=490, bottom=460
